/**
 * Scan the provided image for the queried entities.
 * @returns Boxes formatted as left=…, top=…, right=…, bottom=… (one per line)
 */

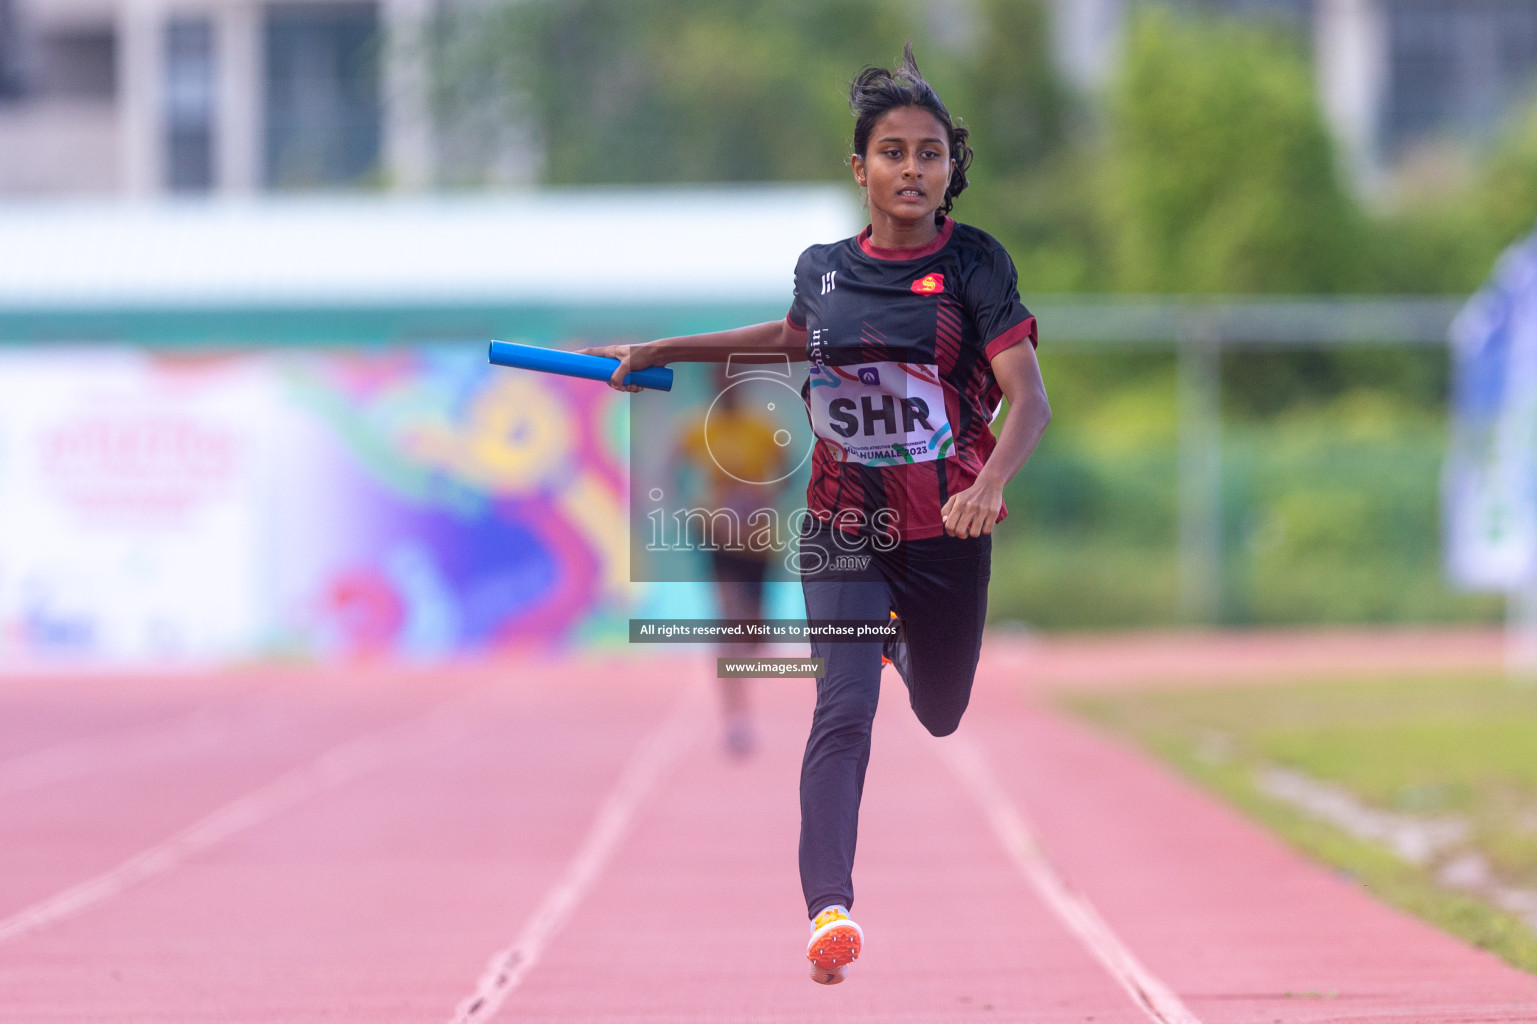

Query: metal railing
left=1031, top=296, right=1464, bottom=621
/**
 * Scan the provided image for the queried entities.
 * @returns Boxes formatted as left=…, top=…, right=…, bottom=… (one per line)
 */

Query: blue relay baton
left=488, top=340, right=674, bottom=392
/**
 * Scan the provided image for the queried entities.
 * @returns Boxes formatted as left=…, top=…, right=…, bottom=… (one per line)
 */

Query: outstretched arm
left=577, top=319, right=807, bottom=393
left=939, top=341, right=1051, bottom=539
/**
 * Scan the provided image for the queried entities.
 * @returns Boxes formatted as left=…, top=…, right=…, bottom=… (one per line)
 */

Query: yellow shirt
left=680, top=409, right=785, bottom=512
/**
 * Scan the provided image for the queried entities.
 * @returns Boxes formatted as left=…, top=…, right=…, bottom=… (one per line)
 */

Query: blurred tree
left=1104, top=6, right=1363, bottom=295
left=433, top=0, right=923, bottom=185
left=428, top=0, right=1077, bottom=197
left=1101, top=6, right=1382, bottom=417
left=430, top=0, right=1096, bottom=283
left=940, top=0, right=1108, bottom=292
left=1364, top=201, right=1489, bottom=295
left=946, top=0, right=1067, bottom=182
left=1477, top=95, right=1537, bottom=257
left=1357, top=93, right=1537, bottom=298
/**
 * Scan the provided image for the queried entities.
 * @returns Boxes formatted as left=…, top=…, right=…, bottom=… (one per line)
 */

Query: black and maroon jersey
left=785, top=217, right=1037, bottom=541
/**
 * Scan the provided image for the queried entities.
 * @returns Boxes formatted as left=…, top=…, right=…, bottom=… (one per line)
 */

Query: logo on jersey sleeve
left=807, top=361, right=954, bottom=467
left=910, top=273, right=945, bottom=295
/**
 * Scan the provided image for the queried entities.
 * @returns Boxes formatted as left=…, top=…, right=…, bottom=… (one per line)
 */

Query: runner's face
left=851, top=107, right=953, bottom=229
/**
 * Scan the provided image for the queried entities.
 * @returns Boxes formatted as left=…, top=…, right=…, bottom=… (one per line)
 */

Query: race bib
left=807, top=361, right=953, bottom=466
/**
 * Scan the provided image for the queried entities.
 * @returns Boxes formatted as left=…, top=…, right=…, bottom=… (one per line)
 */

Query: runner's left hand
left=940, top=479, right=1004, bottom=539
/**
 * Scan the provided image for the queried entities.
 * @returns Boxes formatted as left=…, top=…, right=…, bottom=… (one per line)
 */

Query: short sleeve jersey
left=785, top=217, right=1037, bottom=541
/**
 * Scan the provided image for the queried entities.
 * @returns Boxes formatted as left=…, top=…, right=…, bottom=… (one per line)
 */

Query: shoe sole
left=807, top=919, right=862, bottom=984
left=809, top=963, right=846, bottom=985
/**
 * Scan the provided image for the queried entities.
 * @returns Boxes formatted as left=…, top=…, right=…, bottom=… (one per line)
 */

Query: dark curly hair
left=849, top=42, right=973, bottom=226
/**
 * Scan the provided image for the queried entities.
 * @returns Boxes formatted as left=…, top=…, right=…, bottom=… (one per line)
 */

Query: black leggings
left=796, top=523, right=991, bottom=918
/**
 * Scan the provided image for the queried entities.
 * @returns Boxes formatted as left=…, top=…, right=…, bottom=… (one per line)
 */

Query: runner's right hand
left=576, top=343, right=656, bottom=393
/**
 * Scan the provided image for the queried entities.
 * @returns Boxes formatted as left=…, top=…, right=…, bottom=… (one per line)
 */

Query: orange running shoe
left=806, top=905, right=863, bottom=985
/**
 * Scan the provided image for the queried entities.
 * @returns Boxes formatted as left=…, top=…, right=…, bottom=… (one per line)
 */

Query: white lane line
left=934, top=730, right=1203, bottom=1024
left=0, top=712, right=226, bottom=796
left=0, top=697, right=474, bottom=945
left=448, top=683, right=704, bottom=1024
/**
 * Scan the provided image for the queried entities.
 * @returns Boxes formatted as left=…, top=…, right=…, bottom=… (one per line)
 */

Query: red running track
left=0, top=644, right=1534, bottom=1023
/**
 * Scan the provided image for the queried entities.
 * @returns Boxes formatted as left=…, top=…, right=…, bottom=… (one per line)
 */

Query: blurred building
left=1054, top=0, right=1537, bottom=185
left=5, top=0, right=1536, bottom=197
left=0, top=0, right=450, bottom=196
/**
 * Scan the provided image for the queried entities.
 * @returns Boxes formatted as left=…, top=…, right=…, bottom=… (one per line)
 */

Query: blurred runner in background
left=675, top=364, right=788, bottom=756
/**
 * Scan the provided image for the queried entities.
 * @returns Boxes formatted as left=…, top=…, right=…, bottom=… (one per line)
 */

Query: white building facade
left=0, top=0, right=445, bottom=196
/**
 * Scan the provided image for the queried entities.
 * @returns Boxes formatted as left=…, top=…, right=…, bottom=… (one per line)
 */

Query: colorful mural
left=0, top=346, right=636, bottom=663
left=271, top=347, right=634, bottom=657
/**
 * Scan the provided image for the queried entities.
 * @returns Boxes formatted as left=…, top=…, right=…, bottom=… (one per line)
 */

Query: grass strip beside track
left=1061, top=672, right=1537, bottom=975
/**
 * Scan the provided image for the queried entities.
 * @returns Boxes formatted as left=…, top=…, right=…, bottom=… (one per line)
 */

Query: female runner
left=581, top=44, right=1051, bottom=985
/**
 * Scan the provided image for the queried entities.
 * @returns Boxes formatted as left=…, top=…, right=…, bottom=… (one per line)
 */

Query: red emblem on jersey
left=910, top=273, right=945, bottom=295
